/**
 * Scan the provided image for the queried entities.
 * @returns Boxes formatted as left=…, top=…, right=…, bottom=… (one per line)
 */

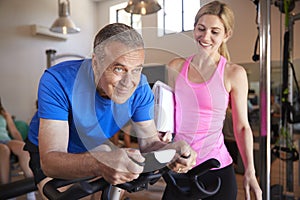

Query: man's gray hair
left=93, top=23, right=144, bottom=62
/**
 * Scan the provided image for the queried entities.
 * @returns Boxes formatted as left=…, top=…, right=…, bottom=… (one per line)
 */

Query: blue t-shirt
left=28, top=59, right=154, bottom=153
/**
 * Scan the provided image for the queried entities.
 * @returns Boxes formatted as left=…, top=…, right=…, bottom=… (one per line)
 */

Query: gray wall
left=0, top=0, right=300, bottom=122
left=142, top=65, right=167, bottom=84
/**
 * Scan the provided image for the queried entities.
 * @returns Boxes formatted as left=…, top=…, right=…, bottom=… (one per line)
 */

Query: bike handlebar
left=43, top=158, right=221, bottom=200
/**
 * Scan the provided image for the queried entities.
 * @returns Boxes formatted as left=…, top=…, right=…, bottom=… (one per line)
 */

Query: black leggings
left=203, top=164, right=237, bottom=200
left=163, top=164, right=237, bottom=200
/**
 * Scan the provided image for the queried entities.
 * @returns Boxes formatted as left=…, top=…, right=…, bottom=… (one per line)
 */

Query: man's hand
left=158, top=131, right=173, bottom=143
left=92, top=148, right=145, bottom=185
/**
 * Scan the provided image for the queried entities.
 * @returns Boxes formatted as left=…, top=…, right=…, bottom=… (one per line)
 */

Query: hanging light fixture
left=125, top=0, right=161, bottom=15
left=50, top=0, right=80, bottom=34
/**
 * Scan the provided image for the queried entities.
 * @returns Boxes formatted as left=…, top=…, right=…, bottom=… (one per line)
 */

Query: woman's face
left=193, top=14, right=229, bottom=56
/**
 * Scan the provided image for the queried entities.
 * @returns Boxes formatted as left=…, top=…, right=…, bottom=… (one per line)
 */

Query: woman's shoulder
left=224, top=62, right=248, bottom=91
left=225, top=62, right=245, bottom=71
left=225, top=62, right=247, bottom=77
left=167, top=57, right=188, bottom=72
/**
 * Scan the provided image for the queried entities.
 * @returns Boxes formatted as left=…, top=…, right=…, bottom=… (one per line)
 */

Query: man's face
left=93, top=42, right=145, bottom=104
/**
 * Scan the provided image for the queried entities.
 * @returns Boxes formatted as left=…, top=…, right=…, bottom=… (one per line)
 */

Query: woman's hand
left=0, top=109, right=7, bottom=117
left=1, top=109, right=12, bottom=120
left=243, top=170, right=262, bottom=200
left=164, top=140, right=197, bottom=173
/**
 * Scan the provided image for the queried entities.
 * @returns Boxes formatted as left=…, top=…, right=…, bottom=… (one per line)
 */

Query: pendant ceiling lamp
left=50, top=0, right=80, bottom=34
left=125, top=0, right=162, bottom=15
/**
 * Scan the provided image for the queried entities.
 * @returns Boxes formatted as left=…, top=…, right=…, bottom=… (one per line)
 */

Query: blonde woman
left=166, top=1, right=262, bottom=199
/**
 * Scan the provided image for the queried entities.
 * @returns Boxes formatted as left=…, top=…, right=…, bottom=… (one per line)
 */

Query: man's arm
left=39, top=119, right=98, bottom=179
left=38, top=118, right=144, bottom=185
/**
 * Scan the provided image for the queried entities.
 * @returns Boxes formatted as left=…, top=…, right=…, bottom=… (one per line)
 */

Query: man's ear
left=92, top=53, right=96, bottom=62
left=92, top=53, right=97, bottom=69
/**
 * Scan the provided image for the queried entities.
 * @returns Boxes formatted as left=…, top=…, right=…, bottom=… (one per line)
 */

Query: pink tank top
left=173, top=55, right=232, bottom=168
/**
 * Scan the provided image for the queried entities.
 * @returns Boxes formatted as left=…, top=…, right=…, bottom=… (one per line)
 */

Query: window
left=158, top=0, right=200, bottom=36
left=110, top=2, right=142, bottom=31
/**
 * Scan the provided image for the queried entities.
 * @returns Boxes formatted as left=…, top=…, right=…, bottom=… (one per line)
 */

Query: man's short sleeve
left=131, top=75, right=154, bottom=122
left=38, top=71, right=70, bottom=120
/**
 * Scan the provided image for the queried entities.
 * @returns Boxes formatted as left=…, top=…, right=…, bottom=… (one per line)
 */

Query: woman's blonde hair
left=194, top=1, right=235, bottom=61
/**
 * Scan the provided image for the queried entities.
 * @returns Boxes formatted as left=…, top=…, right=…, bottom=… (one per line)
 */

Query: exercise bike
left=0, top=177, right=37, bottom=200
left=42, top=158, right=221, bottom=200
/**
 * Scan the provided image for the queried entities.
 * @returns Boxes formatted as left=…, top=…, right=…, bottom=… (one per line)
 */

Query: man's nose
left=119, top=73, right=132, bottom=86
